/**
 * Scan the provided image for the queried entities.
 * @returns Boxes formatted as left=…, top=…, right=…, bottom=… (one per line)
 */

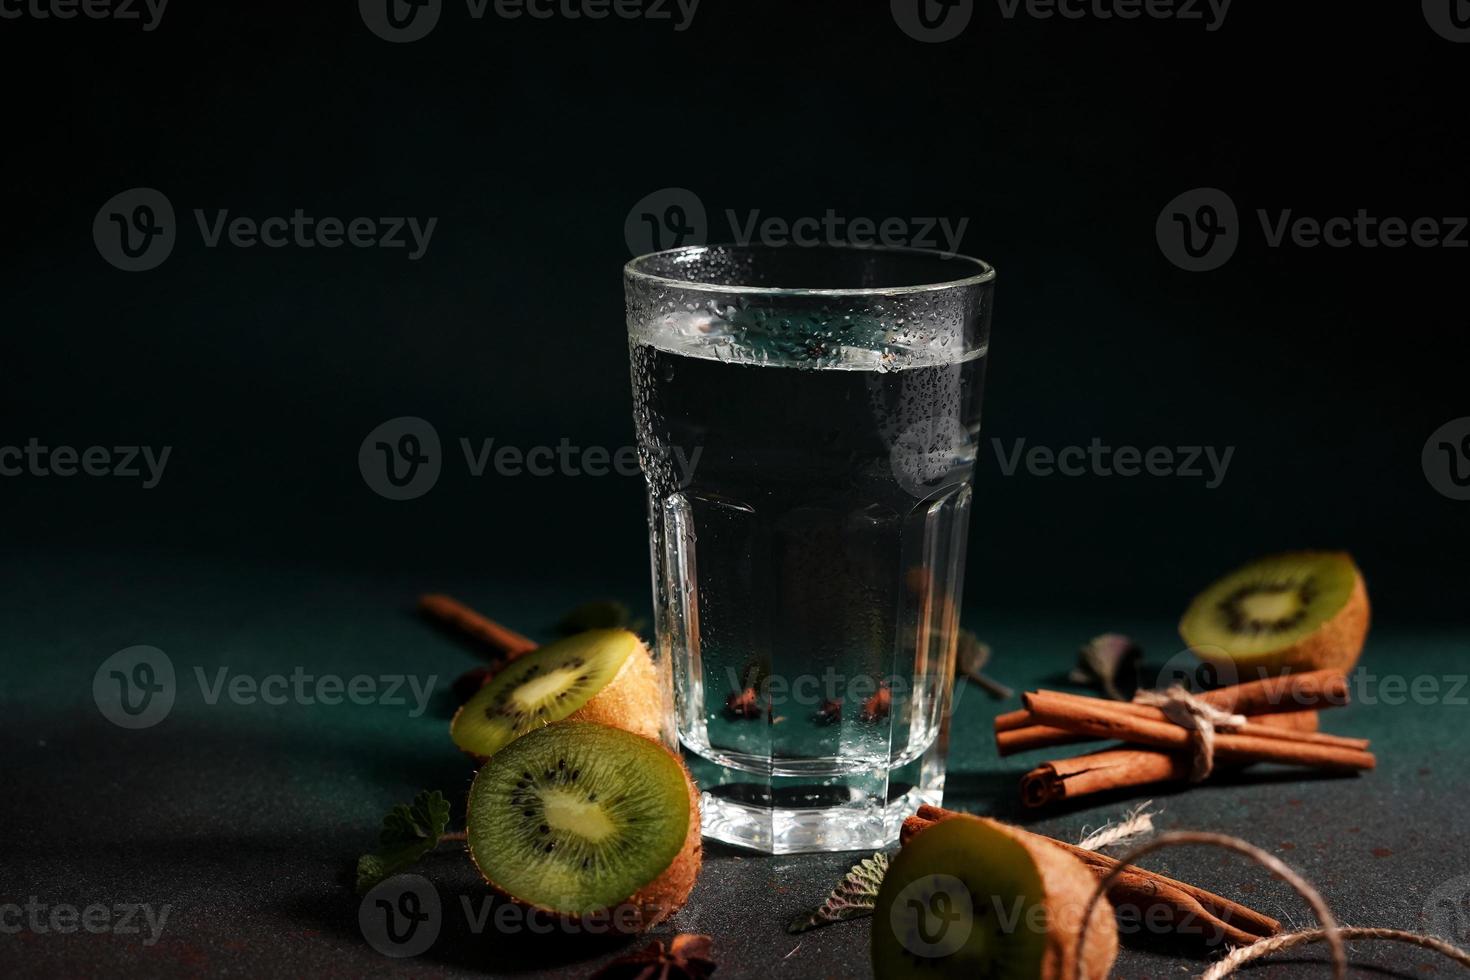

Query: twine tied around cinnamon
left=1132, top=685, right=1247, bottom=781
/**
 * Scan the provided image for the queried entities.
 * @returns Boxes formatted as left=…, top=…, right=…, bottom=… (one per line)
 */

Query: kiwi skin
left=556, top=634, right=663, bottom=744
left=878, top=814, right=1116, bottom=980
left=1006, top=818, right=1118, bottom=980
left=616, top=742, right=702, bottom=932
left=451, top=630, right=663, bottom=761
left=1182, top=552, right=1370, bottom=676
left=465, top=723, right=702, bottom=934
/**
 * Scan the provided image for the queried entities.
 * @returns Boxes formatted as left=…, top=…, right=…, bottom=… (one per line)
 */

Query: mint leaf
left=554, top=601, right=647, bottom=637
left=787, top=851, right=890, bottom=933
left=356, top=790, right=452, bottom=894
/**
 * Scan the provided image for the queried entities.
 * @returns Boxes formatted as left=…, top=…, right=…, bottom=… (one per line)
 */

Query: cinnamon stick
left=996, top=669, right=1345, bottom=729
left=1254, top=709, right=1319, bottom=733
left=999, top=705, right=1352, bottom=758
left=996, top=670, right=1347, bottom=755
left=418, top=594, right=539, bottom=660
left=1022, top=691, right=1374, bottom=771
left=903, top=806, right=1280, bottom=948
left=1193, top=669, right=1349, bottom=714
left=1020, top=748, right=1190, bottom=808
left=1034, top=690, right=1369, bottom=750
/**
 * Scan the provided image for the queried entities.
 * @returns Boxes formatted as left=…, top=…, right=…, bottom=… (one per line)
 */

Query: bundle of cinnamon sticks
left=994, top=670, right=1374, bottom=807
left=903, top=805, right=1280, bottom=948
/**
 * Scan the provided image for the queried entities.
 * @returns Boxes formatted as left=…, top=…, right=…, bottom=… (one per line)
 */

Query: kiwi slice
left=451, top=628, right=661, bottom=759
left=466, top=722, right=701, bottom=932
left=1179, top=552, right=1369, bottom=675
left=873, top=815, right=1116, bottom=980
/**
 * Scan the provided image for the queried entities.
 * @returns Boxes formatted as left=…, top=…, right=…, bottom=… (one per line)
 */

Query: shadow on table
left=280, top=854, right=643, bottom=975
left=943, top=765, right=1364, bottom=823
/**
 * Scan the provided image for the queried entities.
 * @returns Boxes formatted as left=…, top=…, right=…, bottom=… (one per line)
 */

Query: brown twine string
left=1133, top=686, right=1247, bottom=781
left=1071, top=831, right=1470, bottom=978
left=1199, top=926, right=1470, bottom=979
left=1072, top=832, right=1346, bottom=980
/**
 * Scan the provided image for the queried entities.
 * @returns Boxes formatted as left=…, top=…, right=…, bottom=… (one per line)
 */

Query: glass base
left=682, top=737, right=948, bottom=854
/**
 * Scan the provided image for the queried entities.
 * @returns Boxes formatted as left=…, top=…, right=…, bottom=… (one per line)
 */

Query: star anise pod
left=1070, top=633, right=1143, bottom=700
left=860, top=684, right=891, bottom=723
left=591, top=934, right=716, bottom=979
left=725, top=686, right=761, bottom=720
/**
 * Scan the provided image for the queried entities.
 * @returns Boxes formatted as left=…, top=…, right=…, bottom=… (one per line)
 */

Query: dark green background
left=3, top=1, right=1470, bottom=977
left=3, top=1, right=1468, bottom=615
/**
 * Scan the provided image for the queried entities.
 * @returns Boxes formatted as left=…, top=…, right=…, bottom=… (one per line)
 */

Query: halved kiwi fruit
left=466, top=722, right=701, bottom=932
left=873, top=814, right=1116, bottom=980
left=1179, top=552, right=1369, bottom=675
left=451, top=628, right=661, bottom=759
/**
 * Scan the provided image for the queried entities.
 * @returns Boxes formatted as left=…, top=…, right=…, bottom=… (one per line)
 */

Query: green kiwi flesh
left=873, top=816, right=1048, bottom=979
left=1179, top=552, right=1360, bottom=660
left=451, top=629, right=637, bottom=758
left=466, top=722, right=690, bottom=915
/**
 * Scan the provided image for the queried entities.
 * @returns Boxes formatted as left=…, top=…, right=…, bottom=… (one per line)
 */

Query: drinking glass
left=625, top=244, right=994, bottom=853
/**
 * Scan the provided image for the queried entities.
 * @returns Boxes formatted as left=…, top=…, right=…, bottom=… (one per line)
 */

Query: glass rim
left=624, top=243, right=996, bottom=298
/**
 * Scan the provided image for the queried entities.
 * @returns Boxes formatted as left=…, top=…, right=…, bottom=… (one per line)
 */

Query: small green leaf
left=787, top=851, right=891, bottom=933
left=554, top=600, right=646, bottom=636
left=356, top=790, right=452, bottom=894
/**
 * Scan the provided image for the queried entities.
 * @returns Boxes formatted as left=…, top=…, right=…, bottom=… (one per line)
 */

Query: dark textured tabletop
left=3, top=554, right=1468, bottom=979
